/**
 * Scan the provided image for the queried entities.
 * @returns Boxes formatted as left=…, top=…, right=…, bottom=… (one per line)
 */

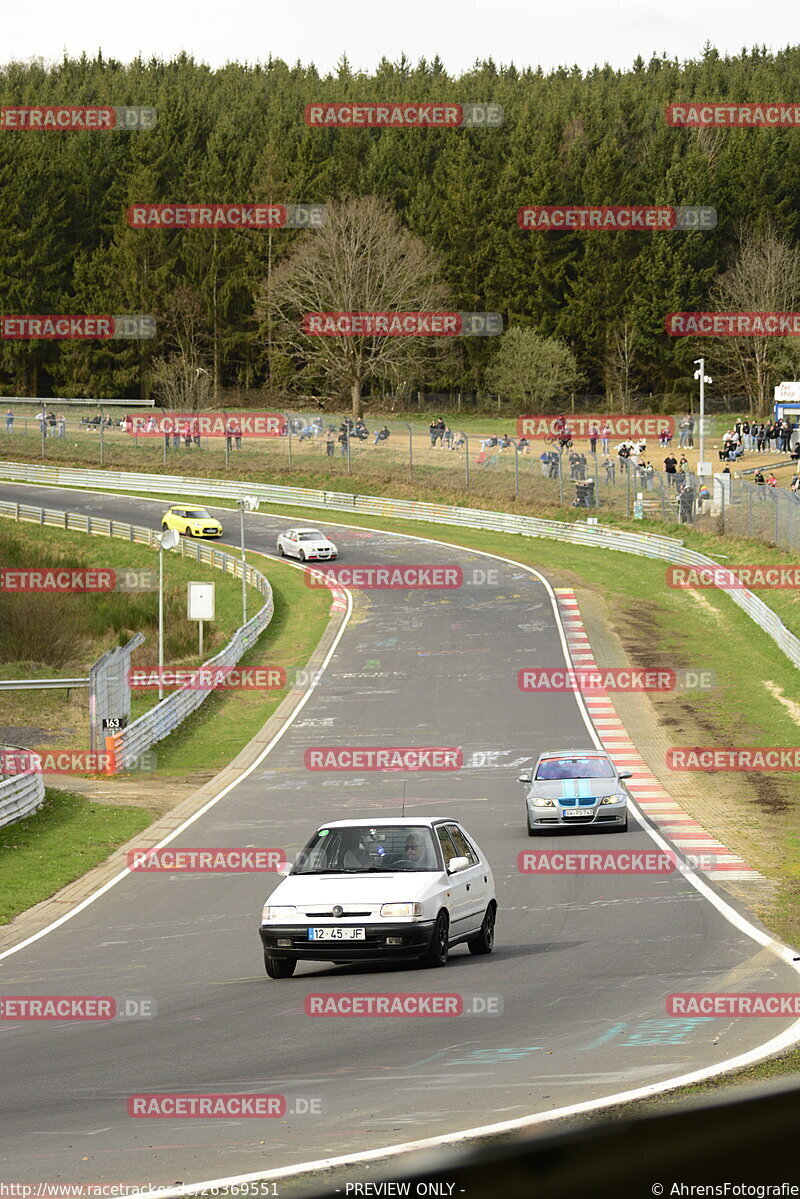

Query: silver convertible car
left=519, top=749, right=631, bottom=835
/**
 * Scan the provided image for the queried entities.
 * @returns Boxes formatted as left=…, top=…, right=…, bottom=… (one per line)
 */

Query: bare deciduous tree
left=605, top=317, right=639, bottom=412
left=257, top=196, right=447, bottom=418
left=151, top=286, right=213, bottom=411
left=703, top=224, right=800, bottom=414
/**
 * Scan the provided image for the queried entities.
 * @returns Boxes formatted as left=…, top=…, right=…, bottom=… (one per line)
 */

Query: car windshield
left=185, top=509, right=211, bottom=518
left=536, top=757, right=616, bottom=780
left=297, top=531, right=324, bottom=541
left=292, top=825, right=441, bottom=873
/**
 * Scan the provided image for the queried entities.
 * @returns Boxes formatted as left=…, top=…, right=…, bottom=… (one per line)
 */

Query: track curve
left=0, top=481, right=798, bottom=1186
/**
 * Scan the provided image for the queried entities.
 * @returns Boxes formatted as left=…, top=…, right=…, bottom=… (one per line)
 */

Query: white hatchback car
left=259, top=817, right=496, bottom=978
left=276, top=527, right=338, bottom=561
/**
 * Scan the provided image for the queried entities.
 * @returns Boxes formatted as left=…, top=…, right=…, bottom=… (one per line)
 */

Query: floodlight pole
left=158, top=539, right=165, bottom=702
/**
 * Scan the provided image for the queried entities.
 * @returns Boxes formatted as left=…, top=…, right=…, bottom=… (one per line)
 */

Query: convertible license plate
left=562, top=808, right=593, bottom=817
left=308, top=927, right=366, bottom=941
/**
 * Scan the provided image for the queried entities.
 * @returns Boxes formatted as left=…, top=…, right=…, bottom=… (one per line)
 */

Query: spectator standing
left=588, top=423, right=599, bottom=453
left=664, top=453, right=678, bottom=487
left=182, top=419, right=191, bottom=448
left=678, top=414, right=689, bottom=447
left=600, top=423, right=611, bottom=456
left=686, top=416, right=694, bottom=447
left=603, top=455, right=615, bottom=485
left=742, top=419, right=751, bottom=450
left=225, top=420, right=234, bottom=452
left=47, top=411, right=57, bottom=437
left=780, top=420, right=792, bottom=452
left=617, top=442, right=631, bottom=473
left=339, top=425, right=349, bottom=457
left=232, top=419, right=242, bottom=450
left=444, top=426, right=453, bottom=449
left=57, top=413, right=66, bottom=439
left=326, top=430, right=335, bottom=456
left=429, top=418, right=438, bottom=447
left=539, top=450, right=549, bottom=477
left=5, top=408, right=13, bottom=434
left=643, top=460, right=654, bottom=490
left=192, top=417, right=201, bottom=448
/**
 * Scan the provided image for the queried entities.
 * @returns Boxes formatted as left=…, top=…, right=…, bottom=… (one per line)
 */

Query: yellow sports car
left=161, top=505, right=223, bottom=538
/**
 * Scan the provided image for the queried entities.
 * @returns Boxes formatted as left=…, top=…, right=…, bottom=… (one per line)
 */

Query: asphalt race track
left=0, top=481, right=797, bottom=1186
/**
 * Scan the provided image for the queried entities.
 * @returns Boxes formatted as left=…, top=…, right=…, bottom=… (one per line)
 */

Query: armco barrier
left=0, top=746, right=45, bottom=828
left=0, top=497, right=274, bottom=776
left=0, top=461, right=798, bottom=670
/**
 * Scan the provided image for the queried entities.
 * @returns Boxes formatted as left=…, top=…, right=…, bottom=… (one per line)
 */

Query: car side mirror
left=448, top=856, right=469, bottom=874
left=277, top=864, right=291, bottom=878
left=619, top=771, right=633, bottom=779
left=518, top=774, right=532, bottom=784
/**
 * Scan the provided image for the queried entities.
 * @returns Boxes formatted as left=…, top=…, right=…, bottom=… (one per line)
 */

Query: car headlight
left=601, top=794, right=626, bottom=805
left=531, top=797, right=555, bottom=807
left=380, top=902, right=424, bottom=918
left=262, top=904, right=297, bottom=922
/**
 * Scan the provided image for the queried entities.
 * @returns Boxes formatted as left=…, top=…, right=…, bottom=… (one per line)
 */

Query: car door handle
left=466, top=884, right=470, bottom=890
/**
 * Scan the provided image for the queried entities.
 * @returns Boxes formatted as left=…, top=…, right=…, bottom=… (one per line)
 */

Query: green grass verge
left=0, top=786, right=152, bottom=924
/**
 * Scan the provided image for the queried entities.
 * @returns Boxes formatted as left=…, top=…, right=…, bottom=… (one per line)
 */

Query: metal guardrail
left=0, top=745, right=45, bottom=827
left=0, top=678, right=89, bottom=691
left=0, top=461, right=798, bottom=673
left=0, top=495, right=274, bottom=780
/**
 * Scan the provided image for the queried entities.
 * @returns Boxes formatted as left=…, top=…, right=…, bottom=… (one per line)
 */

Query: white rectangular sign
left=188, top=581, right=215, bottom=622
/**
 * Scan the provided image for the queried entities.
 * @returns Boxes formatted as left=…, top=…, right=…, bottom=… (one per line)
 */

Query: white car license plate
left=308, top=927, right=366, bottom=941
left=562, top=808, right=593, bottom=817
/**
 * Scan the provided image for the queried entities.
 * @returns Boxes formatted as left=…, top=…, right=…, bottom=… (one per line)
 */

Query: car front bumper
left=527, top=802, right=627, bottom=830
left=259, top=921, right=435, bottom=961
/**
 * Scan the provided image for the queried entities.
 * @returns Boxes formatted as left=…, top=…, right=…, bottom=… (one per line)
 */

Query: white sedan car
left=276, top=527, right=338, bottom=562
left=259, top=817, right=496, bottom=978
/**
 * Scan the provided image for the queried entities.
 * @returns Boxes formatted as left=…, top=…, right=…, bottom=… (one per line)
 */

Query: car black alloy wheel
left=264, top=951, right=296, bottom=979
left=298, top=550, right=305, bottom=561
left=468, top=904, right=496, bottom=955
left=278, top=544, right=285, bottom=556
left=420, top=911, right=449, bottom=967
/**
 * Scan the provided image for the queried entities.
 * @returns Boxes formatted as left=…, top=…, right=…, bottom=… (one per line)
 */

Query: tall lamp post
left=237, top=496, right=260, bottom=625
left=155, top=528, right=180, bottom=701
left=693, top=359, right=713, bottom=478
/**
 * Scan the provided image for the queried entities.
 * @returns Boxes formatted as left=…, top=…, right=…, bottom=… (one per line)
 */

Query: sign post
left=188, top=582, right=215, bottom=656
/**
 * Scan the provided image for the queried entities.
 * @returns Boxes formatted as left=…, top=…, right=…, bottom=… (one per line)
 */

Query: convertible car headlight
left=531, top=797, right=555, bottom=807
left=601, top=794, right=625, bottom=805
left=262, top=904, right=297, bottom=922
left=380, top=902, right=424, bottom=918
